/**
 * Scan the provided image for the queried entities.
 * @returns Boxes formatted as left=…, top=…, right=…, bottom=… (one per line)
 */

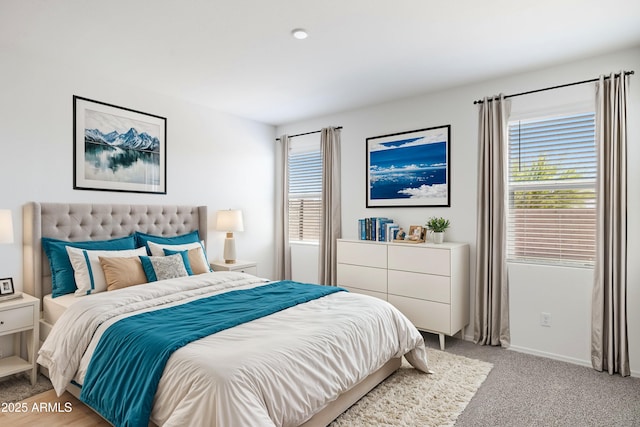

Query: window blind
left=507, top=112, right=596, bottom=265
left=288, top=137, right=322, bottom=242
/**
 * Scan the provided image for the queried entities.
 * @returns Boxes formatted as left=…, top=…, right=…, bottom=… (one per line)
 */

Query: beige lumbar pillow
left=99, top=256, right=148, bottom=291
left=185, top=247, right=210, bottom=275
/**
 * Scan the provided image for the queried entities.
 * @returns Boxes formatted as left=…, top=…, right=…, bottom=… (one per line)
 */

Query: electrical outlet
left=540, top=312, right=552, bottom=327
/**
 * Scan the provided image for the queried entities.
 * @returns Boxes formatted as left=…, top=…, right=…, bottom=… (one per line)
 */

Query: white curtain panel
left=318, top=127, right=342, bottom=286
left=474, top=95, right=511, bottom=347
left=591, top=72, right=630, bottom=376
left=275, top=135, right=292, bottom=281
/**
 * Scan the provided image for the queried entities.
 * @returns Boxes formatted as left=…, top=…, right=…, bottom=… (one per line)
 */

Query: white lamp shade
left=215, top=210, right=244, bottom=232
left=0, top=209, right=14, bottom=244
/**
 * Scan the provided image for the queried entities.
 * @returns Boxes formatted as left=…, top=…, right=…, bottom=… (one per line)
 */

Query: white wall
left=290, top=243, right=319, bottom=284
left=0, top=49, right=276, bottom=355
left=277, top=47, right=640, bottom=375
left=0, top=49, right=277, bottom=290
left=508, top=264, right=593, bottom=365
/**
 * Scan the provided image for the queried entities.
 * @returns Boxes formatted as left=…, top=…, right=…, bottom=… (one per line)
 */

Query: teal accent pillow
left=42, top=235, right=137, bottom=298
left=162, top=249, right=194, bottom=275
left=134, top=230, right=200, bottom=254
left=139, top=254, right=189, bottom=282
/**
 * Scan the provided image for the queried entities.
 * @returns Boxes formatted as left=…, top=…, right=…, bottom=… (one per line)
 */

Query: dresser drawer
left=388, top=245, right=450, bottom=276
left=337, top=263, right=387, bottom=294
left=337, top=241, right=387, bottom=268
left=388, top=270, right=451, bottom=303
left=342, top=286, right=387, bottom=302
left=388, top=295, right=451, bottom=334
left=0, top=306, right=34, bottom=334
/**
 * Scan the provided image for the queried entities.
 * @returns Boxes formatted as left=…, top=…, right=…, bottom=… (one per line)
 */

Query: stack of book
left=358, top=217, right=399, bottom=242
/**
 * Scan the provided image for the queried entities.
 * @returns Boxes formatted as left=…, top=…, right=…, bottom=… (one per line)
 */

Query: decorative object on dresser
left=210, top=260, right=257, bottom=276
left=358, top=217, right=397, bottom=241
left=0, top=293, right=39, bottom=385
left=425, top=216, right=451, bottom=244
left=366, top=125, right=451, bottom=208
left=392, top=225, right=425, bottom=244
left=336, top=239, right=469, bottom=350
left=215, top=209, right=244, bottom=264
left=407, top=225, right=425, bottom=242
left=73, top=96, right=167, bottom=194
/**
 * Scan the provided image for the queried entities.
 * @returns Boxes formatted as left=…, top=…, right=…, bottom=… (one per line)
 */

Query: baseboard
left=508, top=344, right=591, bottom=368
left=507, top=345, right=640, bottom=377
left=462, top=334, right=639, bottom=377
left=463, top=332, right=590, bottom=368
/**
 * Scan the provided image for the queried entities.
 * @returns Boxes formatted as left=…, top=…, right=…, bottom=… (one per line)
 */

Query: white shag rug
left=330, top=349, right=493, bottom=427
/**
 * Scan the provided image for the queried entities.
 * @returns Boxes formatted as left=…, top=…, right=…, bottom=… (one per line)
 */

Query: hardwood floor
left=0, top=389, right=109, bottom=427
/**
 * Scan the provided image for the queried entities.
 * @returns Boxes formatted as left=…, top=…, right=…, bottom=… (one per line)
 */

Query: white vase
left=432, top=231, right=444, bottom=244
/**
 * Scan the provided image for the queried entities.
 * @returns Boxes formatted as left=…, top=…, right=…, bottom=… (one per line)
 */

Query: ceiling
left=2, top=0, right=639, bottom=126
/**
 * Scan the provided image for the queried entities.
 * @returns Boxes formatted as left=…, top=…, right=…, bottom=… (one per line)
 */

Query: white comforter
left=38, top=272, right=430, bottom=427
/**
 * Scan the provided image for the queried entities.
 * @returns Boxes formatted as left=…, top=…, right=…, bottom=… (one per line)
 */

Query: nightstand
left=0, top=293, right=39, bottom=385
left=210, top=260, right=258, bottom=276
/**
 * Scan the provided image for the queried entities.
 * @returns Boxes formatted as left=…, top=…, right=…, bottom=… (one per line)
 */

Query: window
left=288, top=136, right=322, bottom=243
left=507, top=112, right=596, bottom=265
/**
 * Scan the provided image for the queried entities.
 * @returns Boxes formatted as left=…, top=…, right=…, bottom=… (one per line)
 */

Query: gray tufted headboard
left=23, top=202, right=208, bottom=305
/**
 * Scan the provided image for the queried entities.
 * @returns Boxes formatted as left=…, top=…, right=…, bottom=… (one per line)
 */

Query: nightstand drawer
left=210, top=260, right=257, bottom=275
left=0, top=305, right=34, bottom=333
left=236, top=266, right=257, bottom=275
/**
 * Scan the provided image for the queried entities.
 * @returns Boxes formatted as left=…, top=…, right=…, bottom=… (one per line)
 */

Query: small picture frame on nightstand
left=0, top=277, right=14, bottom=295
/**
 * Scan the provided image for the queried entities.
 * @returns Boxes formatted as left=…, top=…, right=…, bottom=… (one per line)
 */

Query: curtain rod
left=275, top=126, right=342, bottom=141
left=473, top=70, right=634, bottom=105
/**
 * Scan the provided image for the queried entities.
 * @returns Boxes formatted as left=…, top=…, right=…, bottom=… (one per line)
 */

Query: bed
left=23, top=202, right=429, bottom=427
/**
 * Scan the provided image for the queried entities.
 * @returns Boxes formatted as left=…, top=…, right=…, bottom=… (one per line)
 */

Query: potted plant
left=425, top=217, right=450, bottom=244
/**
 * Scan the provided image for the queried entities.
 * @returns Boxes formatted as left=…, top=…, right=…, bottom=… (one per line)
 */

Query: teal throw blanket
left=80, top=281, right=344, bottom=427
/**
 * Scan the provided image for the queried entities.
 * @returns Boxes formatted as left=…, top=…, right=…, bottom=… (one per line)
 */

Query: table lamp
left=0, top=210, right=13, bottom=244
left=215, top=209, right=244, bottom=264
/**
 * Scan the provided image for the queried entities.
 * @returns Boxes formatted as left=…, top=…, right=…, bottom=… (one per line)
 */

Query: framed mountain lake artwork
left=73, top=96, right=167, bottom=194
left=366, top=125, right=450, bottom=207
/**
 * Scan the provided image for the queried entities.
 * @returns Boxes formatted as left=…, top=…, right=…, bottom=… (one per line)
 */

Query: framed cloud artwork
left=73, top=96, right=167, bottom=194
left=366, top=125, right=450, bottom=207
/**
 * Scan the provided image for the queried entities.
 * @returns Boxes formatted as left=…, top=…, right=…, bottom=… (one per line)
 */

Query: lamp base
left=223, top=233, right=237, bottom=264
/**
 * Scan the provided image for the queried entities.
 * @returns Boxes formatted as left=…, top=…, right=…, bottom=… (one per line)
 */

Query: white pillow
left=147, top=241, right=211, bottom=272
left=66, top=246, right=148, bottom=296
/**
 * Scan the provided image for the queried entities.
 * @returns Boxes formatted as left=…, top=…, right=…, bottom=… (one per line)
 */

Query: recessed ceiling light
left=291, top=28, right=308, bottom=40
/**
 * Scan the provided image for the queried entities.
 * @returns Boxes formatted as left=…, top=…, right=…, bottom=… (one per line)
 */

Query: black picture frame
left=0, top=277, right=14, bottom=295
left=73, top=96, right=167, bottom=194
left=366, top=125, right=450, bottom=207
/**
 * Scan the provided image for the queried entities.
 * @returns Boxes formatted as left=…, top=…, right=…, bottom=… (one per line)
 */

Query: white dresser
left=336, top=239, right=469, bottom=349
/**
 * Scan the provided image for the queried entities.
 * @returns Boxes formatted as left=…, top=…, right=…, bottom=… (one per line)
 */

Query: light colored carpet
left=331, top=349, right=493, bottom=427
